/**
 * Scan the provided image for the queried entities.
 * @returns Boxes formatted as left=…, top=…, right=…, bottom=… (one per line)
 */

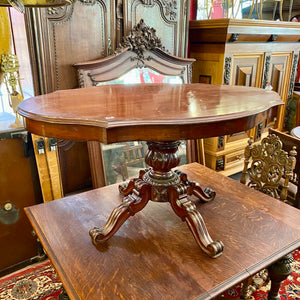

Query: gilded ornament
left=1, top=54, right=24, bottom=128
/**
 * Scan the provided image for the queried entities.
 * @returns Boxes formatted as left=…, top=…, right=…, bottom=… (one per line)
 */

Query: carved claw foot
left=90, top=179, right=151, bottom=245
left=175, top=170, right=216, bottom=202
left=169, top=184, right=223, bottom=258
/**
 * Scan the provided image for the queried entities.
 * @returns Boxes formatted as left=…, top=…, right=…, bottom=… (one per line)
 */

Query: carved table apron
left=17, top=83, right=283, bottom=258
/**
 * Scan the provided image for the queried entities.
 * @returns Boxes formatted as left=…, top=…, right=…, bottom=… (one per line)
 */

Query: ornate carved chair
left=240, top=133, right=297, bottom=199
left=74, top=19, right=195, bottom=187
left=239, top=132, right=297, bottom=298
left=268, top=128, right=300, bottom=209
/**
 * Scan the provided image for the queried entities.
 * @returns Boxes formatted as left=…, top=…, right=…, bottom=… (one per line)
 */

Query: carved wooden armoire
left=189, top=19, right=300, bottom=176
left=24, top=0, right=191, bottom=198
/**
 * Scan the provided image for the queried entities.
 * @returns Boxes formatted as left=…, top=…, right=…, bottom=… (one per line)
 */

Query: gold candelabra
left=1, top=53, right=23, bottom=128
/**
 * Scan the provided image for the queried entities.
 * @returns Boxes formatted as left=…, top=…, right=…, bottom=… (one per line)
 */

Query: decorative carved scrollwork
left=78, top=71, right=84, bottom=88
left=223, top=57, right=232, bottom=85
left=80, top=0, right=95, bottom=4
left=216, top=158, right=224, bottom=171
left=140, top=0, right=177, bottom=21
left=241, top=134, right=297, bottom=199
left=262, top=55, right=271, bottom=89
left=218, top=136, right=224, bottom=149
left=161, top=0, right=177, bottom=21
left=288, top=53, right=299, bottom=101
left=47, top=6, right=65, bottom=16
left=117, top=19, right=166, bottom=67
left=141, top=0, right=153, bottom=4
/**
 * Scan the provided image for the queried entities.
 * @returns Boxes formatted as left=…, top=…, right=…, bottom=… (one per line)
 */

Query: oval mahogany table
left=17, top=83, right=283, bottom=258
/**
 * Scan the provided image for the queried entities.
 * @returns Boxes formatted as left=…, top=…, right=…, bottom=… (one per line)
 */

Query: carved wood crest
left=116, top=19, right=167, bottom=66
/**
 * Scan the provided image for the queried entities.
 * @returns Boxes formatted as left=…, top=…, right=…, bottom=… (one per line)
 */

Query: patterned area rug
left=0, top=260, right=63, bottom=300
left=0, top=250, right=299, bottom=299
left=222, top=249, right=300, bottom=299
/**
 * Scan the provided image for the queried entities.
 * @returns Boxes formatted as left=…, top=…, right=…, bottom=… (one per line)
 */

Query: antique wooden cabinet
left=189, top=19, right=300, bottom=175
left=0, top=116, right=43, bottom=276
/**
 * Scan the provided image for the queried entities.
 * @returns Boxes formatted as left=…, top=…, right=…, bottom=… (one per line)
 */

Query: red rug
left=0, top=250, right=299, bottom=299
left=222, top=249, right=300, bottom=299
left=0, top=260, right=63, bottom=300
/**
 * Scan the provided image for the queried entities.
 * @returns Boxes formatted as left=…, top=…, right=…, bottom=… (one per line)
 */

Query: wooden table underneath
left=25, top=163, right=300, bottom=300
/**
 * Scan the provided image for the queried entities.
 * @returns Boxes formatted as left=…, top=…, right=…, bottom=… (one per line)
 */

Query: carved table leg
left=89, top=179, right=151, bottom=245
left=175, top=170, right=216, bottom=203
left=169, top=183, right=224, bottom=258
left=90, top=140, right=224, bottom=258
left=267, top=253, right=294, bottom=300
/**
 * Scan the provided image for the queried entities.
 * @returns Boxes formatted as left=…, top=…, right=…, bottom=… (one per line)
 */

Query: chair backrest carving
left=268, top=128, right=300, bottom=208
left=240, top=134, right=297, bottom=200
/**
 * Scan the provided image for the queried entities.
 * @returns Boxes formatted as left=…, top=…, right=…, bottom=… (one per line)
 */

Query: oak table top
left=25, top=163, right=300, bottom=300
left=17, top=83, right=282, bottom=143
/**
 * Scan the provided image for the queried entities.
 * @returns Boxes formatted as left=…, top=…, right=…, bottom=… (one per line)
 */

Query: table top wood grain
left=25, top=163, right=300, bottom=300
left=17, top=83, right=282, bottom=143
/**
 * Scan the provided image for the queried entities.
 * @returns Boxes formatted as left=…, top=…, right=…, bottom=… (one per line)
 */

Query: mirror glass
left=96, top=68, right=183, bottom=86
left=96, top=67, right=186, bottom=185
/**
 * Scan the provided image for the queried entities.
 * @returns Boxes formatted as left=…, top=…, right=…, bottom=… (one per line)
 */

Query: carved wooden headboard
left=74, top=19, right=194, bottom=86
